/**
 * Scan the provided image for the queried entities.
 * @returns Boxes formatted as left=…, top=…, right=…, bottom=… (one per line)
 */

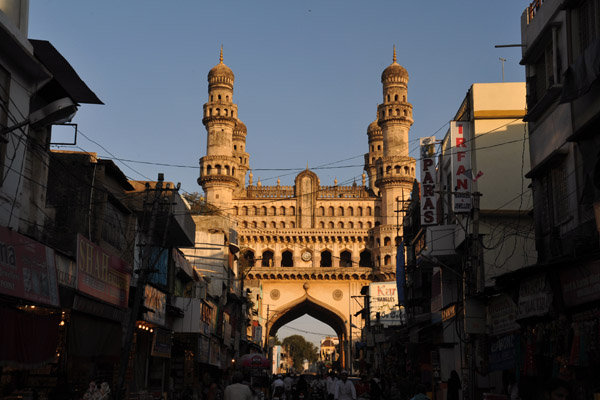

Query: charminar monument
left=197, top=47, right=416, bottom=369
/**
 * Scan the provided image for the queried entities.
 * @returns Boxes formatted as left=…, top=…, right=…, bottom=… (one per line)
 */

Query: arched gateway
left=197, top=48, right=415, bottom=370
left=247, top=275, right=372, bottom=370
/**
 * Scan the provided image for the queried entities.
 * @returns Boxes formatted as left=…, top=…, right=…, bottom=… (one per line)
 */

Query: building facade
left=197, top=48, right=416, bottom=370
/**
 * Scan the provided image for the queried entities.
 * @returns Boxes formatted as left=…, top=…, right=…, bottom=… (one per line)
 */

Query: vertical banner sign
left=450, top=122, right=472, bottom=213
left=420, top=136, right=438, bottom=225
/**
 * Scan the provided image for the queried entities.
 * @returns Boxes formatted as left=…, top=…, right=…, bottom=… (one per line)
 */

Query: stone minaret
left=232, top=119, right=250, bottom=195
left=364, top=113, right=383, bottom=195
left=198, top=47, right=240, bottom=209
left=375, top=46, right=416, bottom=251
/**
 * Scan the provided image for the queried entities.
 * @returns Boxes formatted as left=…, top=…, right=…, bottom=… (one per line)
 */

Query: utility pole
left=499, top=58, right=506, bottom=82
left=115, top=175, right=172, bottom=400
left=464, top=191, right=482, bottom=400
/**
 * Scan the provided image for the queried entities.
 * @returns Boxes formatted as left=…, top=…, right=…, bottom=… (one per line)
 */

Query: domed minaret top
left=381, top=45, right=408, bottom=85
left=208, top=46, right=235, bottom=89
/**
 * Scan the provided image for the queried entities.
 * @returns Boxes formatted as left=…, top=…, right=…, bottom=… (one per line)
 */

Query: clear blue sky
left=29, top=1, right=528, bottom=345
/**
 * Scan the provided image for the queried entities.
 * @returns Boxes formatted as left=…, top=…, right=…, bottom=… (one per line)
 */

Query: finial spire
left=220, top=45, right=223, bottom=63
left=306, top=162, right=309, bottom=170
left=393, top=45, right=397, bottom=63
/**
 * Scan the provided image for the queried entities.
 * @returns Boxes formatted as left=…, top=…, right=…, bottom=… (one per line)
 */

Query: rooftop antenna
left=499, top=57, right=506, bottom=82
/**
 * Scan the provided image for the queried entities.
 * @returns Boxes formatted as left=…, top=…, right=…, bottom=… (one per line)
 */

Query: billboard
left=420, top=136, right=438, bottom=225
left=77, top=234, right=131, bottom=307
left=450, top=121, right=472, bottom=213
left=369, top=282, right=404, bottom=327
left=0, top=225, right=59, bottom=307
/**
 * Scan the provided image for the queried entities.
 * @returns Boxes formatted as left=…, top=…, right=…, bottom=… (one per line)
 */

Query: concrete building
left=493, top=0, right=600, bottom=396
left=197, top=47, right=416, bottom=370
left=403, top=82, right=533, bottom=399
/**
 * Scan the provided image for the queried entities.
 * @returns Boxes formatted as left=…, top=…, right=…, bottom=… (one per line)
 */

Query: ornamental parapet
left=246, top=266, right=375, bottom=281
left=239, top=229, right=370, bottom=244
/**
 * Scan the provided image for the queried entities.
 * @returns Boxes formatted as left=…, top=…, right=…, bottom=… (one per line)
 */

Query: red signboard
left=76, top=234, right=131, bottom=307
left=0, top=225, right=59, bottom=306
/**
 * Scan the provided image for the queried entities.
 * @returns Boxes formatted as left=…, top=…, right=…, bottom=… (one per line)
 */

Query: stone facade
left=198, top=47, right=415, bottom=368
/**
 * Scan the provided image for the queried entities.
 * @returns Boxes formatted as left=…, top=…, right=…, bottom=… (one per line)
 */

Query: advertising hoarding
left=0, top=225, right=59, bottom=306
left=369, top=282, right=404, bottom=327
left=77, top=234, right=131, bottom=308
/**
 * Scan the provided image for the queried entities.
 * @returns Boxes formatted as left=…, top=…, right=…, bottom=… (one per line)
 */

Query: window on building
left=320, top=250, right=332, bottom=267
left=340, top=251, right=352, bottom=267
left=262, top=250, right=274, bottom=267
left=359, top=250, right=372, bottom=267
left=102, top=199, right=129, bottom=250
left=282, top=250, right=294, bottom=267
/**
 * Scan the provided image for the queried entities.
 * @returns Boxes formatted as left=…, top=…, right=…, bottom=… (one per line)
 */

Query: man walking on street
left=334, top=371, right=356, bottom=400
left=224, top=371, right=253, bottom=400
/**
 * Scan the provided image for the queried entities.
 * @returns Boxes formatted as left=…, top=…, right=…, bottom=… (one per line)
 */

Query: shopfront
left=0, top=226, right=61, bottom=398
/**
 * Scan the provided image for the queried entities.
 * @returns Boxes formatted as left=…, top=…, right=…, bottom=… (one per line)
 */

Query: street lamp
left=0, top=97, right=78, bottom=140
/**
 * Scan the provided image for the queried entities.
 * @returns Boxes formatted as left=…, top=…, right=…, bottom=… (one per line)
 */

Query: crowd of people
left=196, top=370, right=573, bottom=400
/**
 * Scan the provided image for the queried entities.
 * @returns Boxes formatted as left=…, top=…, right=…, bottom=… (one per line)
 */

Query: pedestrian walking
left=409, top=384, right=429, bottom=400
left=369, top=374, right=383, bottom=400
left=446, top=371, right=460, bottom=400
left=224, top=371, right=253, bottom=400
left=334, top=371, right=356, bottom=400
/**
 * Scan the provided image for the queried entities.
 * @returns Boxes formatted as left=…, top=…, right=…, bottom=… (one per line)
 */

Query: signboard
left=420, top=136, right=438, bottom=225
left=487, top=294, right=520, bottom=336
left=450, top=121, right=472, bottom=213
left=55, top=253, right=77, bottom=288
left=253, top=324, right=263, bottom=344
left=0, top=225, right=59, bottom=306
left=369, top=282, right=404, bottom=327
left=489, top=334, right=516, bottom=371
left=441, top=304, right=456, bottom=322
left=143, top=285, right=166, bottom=326
left=517, top=274, right=553, bottom=319
left=151, top=328, right=172, bottom=358
left=148, top=247, right=168, bottom=286
left=561, top=261, right=600, bottom=307
left=77, top=234, right=131, bottom=307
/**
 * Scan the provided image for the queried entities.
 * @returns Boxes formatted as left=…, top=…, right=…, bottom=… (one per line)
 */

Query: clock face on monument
left=301, top=251, right=312, bottom=262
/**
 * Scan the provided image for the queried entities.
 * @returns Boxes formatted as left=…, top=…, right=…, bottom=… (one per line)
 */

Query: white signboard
left=420, top=136, right=438, bottom=225
left=450, top=121, right=472, bottom=213
left=369, top=282, right=404, bottom=327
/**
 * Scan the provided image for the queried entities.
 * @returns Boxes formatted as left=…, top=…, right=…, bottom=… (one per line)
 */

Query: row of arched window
left=233, top=205, right=378, bottom=217
left=243, top=249, right=373, bottom=268
left=239, top=220, right=375, bottom=229
left=380, top=107, right=410, bottom=119
left=205, top=164, right=236, bottom=176
left=206, top=107, right=235, bottom=118
left=386, top=94, right=407, bottom=102
left=210, top=94, right=229, bottom=102
left=377, top=165, right=415, bottom=176
left=234, top=205, right=295, bottom=216
left=243, top=249, right=395, bottom=268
